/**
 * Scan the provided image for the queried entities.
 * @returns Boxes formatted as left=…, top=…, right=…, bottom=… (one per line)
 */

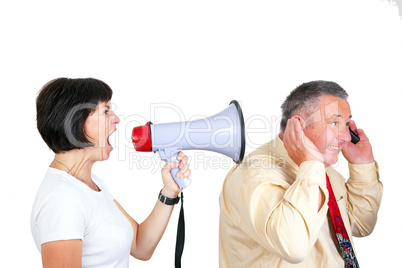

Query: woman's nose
left=111, top=112, right=120, bottom=125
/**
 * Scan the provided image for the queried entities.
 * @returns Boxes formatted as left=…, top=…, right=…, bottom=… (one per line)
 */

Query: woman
left=31, top=77, right=191, bottom=267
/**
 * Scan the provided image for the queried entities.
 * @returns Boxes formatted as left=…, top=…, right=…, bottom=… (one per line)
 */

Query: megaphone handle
left=158, top=148, right=192, bottom=190
left=170, top=165, right=192, bottom=190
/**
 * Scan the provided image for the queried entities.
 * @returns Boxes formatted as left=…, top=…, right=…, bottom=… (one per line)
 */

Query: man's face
left=303, top=95, right=352, bottom=167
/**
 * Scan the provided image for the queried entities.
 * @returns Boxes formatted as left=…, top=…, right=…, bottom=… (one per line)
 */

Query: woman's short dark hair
left=280, top=80, right=348, bottom=133
left=36, top=77, right=113, bottom=153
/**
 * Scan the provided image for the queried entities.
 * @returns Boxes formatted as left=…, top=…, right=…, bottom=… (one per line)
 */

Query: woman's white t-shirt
left=31, top=168, right=134, bottom=268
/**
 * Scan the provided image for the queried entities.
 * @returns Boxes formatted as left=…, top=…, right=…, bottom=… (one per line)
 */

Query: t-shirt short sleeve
left=34, top=186, right=86, bottom=246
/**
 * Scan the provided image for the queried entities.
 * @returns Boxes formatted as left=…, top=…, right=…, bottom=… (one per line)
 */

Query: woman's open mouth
left=106, top=129, right=116, bottom=149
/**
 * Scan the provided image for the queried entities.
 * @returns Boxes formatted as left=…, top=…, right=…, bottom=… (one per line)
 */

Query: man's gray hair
left=280, top=80, right=348, bottom=133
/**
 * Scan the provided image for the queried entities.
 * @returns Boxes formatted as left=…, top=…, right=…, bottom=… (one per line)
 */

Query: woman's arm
left=41, top=240, right=83, bottom=268
left=116, top=152, right=191, bottom=260
left=115, top=197, right=175, bottom=260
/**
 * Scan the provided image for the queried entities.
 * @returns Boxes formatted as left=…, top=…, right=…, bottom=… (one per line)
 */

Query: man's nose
left=338, top=124, right=351, bottom=143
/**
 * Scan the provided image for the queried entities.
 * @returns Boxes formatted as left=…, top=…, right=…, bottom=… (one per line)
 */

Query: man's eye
left=331, top=122, right=338, bottom=126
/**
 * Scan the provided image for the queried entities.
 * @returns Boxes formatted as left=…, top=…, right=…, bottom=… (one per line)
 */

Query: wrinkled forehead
left=309, top=96, right=351, bottom=123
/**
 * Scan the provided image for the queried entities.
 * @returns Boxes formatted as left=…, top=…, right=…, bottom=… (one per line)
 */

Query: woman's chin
left=102, top=147, right=113, bottom=161
left=88, top=146, right=112, bottom=161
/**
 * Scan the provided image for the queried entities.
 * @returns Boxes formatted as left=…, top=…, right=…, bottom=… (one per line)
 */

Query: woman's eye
left=331, top=122, right=338, bottom=126
left=104, top=109, right=109, bottom=115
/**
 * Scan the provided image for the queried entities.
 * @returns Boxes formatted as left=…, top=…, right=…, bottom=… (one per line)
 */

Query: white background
left=1, top=0, right=401, bottom=267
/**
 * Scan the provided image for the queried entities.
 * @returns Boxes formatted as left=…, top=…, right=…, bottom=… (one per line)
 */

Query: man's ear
left=290, top=114, right=306, bottom=128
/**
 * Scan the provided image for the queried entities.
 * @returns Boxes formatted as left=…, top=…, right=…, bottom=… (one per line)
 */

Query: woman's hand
left=123, top=152, right=191, bottom=260
left=160, top=152, right=191, bottom=198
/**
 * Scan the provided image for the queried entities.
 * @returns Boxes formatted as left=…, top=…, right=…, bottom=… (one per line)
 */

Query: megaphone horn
left=132, top=100, right=245, bottom=189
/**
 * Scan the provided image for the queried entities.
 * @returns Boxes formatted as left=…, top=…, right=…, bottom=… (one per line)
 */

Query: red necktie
left=326, top=174, right=359, bottom=268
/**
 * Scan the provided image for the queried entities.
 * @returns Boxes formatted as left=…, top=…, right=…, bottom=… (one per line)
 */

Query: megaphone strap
left=175, top=191, right=185, bottom=268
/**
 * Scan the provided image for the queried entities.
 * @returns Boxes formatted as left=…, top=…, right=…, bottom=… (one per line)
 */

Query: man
left=219, top=81, right=383, bottom=267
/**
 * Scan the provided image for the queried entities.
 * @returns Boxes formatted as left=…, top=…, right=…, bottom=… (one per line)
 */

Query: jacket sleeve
left=346, top=161, right=383, bottom=237
left=236, top=160, right=329, bottom=264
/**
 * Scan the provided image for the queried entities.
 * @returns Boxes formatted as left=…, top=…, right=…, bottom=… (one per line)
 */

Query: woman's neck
left=51, top=149, right=94, bottom=181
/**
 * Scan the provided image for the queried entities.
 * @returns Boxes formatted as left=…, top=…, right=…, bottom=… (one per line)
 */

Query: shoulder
left=230, top=141, right=293, bottom=184
left=31, top=172, right=88, bottom=247
left=31, top=169, right=88, bottom=243
left=222, top=141, right=295, bottom=201
left=32, top=168, right=87, bottom=217
left=39, top=168, right=84, bottom=197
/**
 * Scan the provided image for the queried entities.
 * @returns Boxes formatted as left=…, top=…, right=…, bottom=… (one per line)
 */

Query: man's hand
left=282, top=117, right=324, bottom=166
left=342, top=120, right=375, bottom=164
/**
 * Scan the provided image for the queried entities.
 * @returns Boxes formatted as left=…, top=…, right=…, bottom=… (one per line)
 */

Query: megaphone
left=132, top=100, right=245, bottom=189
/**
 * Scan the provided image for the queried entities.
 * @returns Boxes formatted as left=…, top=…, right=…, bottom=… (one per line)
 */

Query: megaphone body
left=132, top=100, right=245, bottom=189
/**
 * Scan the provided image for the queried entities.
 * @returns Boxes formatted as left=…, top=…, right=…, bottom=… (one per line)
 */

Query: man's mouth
left=327, top=145, right=340, bottom=151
